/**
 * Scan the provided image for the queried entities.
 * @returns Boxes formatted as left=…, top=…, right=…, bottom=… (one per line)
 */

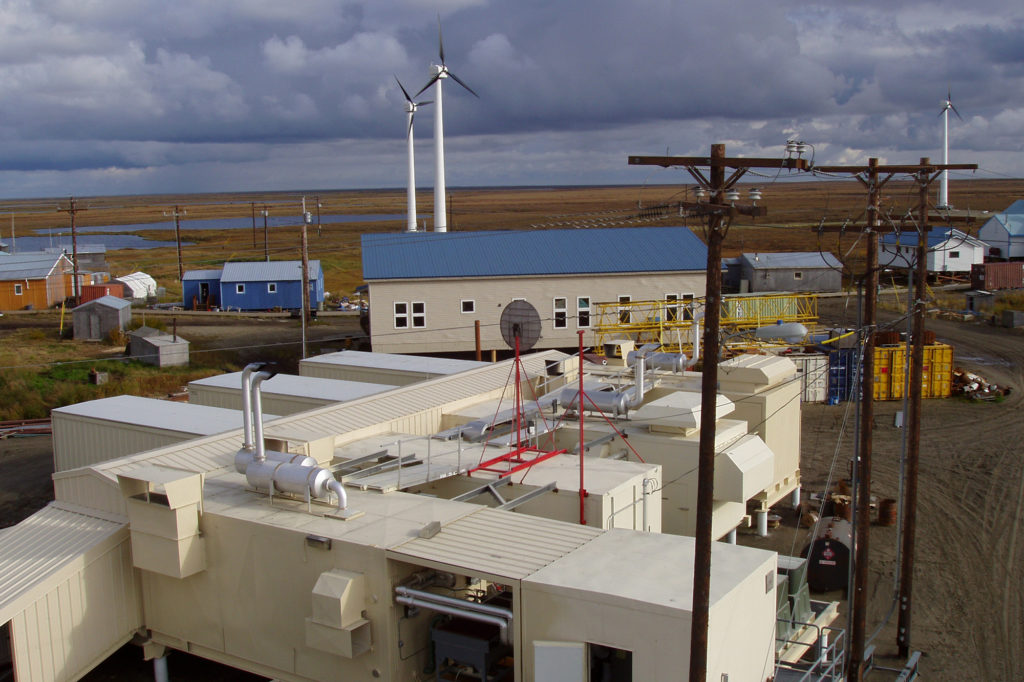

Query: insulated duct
left=560, top=350, right=650, bottom=416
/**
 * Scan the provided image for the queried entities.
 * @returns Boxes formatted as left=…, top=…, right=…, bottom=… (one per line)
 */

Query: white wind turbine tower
left=396, top=76, right=431, bottom=233
left=416, top=19, right=478, bottom=232
left=938, top=89, right=963, bottom=210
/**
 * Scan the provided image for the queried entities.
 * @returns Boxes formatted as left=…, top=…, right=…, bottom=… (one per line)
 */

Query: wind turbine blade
left=438, top=15, right=445, bottom=65
left=395, top=75, right=413, bottom=103
left=417, top=100, right=434, bottom=107
left=408, top=114, right=414, bottom=137
left=950, top=103, right=963, bottom=121
left=447, top=70, right=479, bottom=98
left=415, top=74, right=441, bottom=98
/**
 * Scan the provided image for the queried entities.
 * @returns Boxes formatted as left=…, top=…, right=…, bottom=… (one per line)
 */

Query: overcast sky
left=0, top=0, right=1021, bottom=199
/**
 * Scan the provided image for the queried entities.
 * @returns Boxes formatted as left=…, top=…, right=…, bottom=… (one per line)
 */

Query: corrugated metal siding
left=5, top=507, right=139, bottom=682
left=390, top=507, right=602, bottom=581
left=53, top=471, right=127, bottom=517
left=361, top=227, right=708, bottom=280
left=786, top=353, right=828, bottom=403
left=52, top=413, right=194, bottom=472
left=0, top=504, right=130, bottom=623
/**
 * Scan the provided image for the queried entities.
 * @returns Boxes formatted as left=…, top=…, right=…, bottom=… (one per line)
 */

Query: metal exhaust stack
left=238, top=363, right=349, bottom=513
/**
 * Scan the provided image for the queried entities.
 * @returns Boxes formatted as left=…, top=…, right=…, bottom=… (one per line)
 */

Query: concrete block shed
left=72, top=295, right=131, bottom=341
left=128, top=327, right=189, bottom=367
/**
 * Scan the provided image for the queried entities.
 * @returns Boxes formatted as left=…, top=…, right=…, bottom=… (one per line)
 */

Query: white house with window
left=360, top=227, right=708, bottom=354
left=880, top=227, right=986, bottom=273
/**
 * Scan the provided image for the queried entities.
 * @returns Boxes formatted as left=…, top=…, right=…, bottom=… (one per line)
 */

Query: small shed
left=73, top=295, right=131, bottom=341
left=740, top=252, right=842, bottom=293
left=128, top=326, right=189, bottom=367
left=114, top=272, right=157, bottom=301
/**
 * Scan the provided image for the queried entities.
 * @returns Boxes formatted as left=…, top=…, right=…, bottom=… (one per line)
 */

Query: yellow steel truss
left=592, top=293, right=819, bottom=355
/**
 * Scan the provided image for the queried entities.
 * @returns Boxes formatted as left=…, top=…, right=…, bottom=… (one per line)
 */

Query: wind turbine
left=396, top=76, right=431, bottom=233
left=416, top=19, right=478, bottom=232
left=938, top=89, right=963, bottom=209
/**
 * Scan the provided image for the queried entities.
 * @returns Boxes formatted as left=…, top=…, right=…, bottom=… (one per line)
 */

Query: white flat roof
left=524, top=529, right=776, bottom=617
left=52, top=395, right=269, bottom=436
left=189, top=372, right=392, bottom=402
left=302, top=350, right=489, bottom=375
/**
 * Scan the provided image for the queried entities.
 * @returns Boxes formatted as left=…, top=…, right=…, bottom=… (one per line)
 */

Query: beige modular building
left=51, top=395, right=276, bottom=473
left=188, top=371, right=393, bottom=414
left=1, top=349, right=837, bottom=681
left=299, top=349, right=489, bottom=385
left=360, top=226, right=708, bottom=354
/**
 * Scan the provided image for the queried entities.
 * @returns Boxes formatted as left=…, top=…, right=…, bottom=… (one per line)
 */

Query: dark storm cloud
left=0, top=0, right=1021, bottom=197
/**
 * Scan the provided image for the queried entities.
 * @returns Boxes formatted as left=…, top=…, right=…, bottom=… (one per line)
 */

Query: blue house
left=183, top=261, right=324, bottom=312
left=182, top=269, right=223, bottom=310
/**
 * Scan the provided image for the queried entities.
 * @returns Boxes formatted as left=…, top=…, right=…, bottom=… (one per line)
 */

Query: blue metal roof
left=220, top=260, right=322, bottom=282
left=361, top=227, right=708, bottom=280
left=741, top=252, right=842, bottom=269
left=982, top=200, right=1024, bottom=237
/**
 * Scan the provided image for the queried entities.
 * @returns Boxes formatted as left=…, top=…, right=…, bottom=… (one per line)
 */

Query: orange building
left=0, top=253, right=73, bottom=310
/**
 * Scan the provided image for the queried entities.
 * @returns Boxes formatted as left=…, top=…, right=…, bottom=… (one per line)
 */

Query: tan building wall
left=368, top=271, right=706, bottom=354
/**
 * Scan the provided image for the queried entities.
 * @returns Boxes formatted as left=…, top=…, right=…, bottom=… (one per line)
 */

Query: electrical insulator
left=725, top=189, right=740, bottom=202
left=749, top=188, right=763, bottom=201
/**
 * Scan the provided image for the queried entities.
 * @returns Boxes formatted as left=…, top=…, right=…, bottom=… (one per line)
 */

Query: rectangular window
left=14, top=283, right=23, bottom=295
left=618, top=295, right=631, bottom=324
left=236, top=283, right=245, bottom=294
left=553, top=297, right=567, bottom=329
left=949, top=251, right=960, bottom=259
left=682, top=293, right=694, bottom=321
left=577, top=296, right=590, bottom=328
left=794, top=271, right=803, bottom=280
left=267, top=282, right=277, bottom=294
left=665, top=294, right=679, bottom=322
left=394, top=301, right=408, bottom=328
left=461, top=299, right=475, bottom=314
left=412, top=301, right=426, bottom=328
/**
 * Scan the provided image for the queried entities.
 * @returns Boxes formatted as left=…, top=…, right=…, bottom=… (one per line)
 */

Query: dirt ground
left=740, top=297, right=1024, bottom=680
left=1, top=301, right=1022, bottom=679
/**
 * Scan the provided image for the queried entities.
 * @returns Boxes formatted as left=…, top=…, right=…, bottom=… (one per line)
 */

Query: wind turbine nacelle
left=431, top=63, right=447, bottom=77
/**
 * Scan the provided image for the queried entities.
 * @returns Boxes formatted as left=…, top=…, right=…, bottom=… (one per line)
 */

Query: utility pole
left=164, top=205, right=187, bottom=284
left=898, top=157, right=970, bottom=657
left=262, top=205, right=270, bottom=262
left=629, top=145, right=803, bottom=682
left=812, top=157, right=976, bottom=680
left=315, top=195, right=322, bottom=237
left=57, top=197, right=87, bottom=305
left=300, top=198, right=312, bottom=359
left=251, top=202, right=257, bottom=248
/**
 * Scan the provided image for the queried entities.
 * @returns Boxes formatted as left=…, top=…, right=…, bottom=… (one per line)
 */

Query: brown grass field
left=3, top=178, right=1021, bottom=299
left=1, top=180, right=1024, bottom=678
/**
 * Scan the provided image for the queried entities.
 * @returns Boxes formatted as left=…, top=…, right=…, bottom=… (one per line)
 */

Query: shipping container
left=971, top=261, right=1024, bottom=291
left=872, top=343, right=953, bottom=401
left=785, top=353, right=829, bottom=403
left=827, top=347, right=858, bottom=404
